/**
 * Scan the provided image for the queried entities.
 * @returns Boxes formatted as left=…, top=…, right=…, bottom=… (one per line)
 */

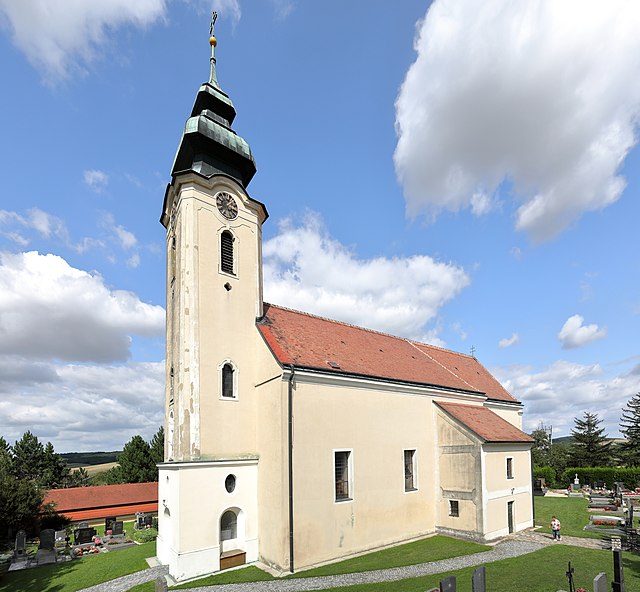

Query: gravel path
left=78, top=564, right=168, bottom=592
left=79, top=538, right=543, bottom=592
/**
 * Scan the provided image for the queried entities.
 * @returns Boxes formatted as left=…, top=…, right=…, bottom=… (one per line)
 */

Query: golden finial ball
left=209, top=35, right=217, bottom=47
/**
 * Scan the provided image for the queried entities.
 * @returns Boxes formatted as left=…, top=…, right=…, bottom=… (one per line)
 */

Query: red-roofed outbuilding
left=44, top=482, right=158, bottom=523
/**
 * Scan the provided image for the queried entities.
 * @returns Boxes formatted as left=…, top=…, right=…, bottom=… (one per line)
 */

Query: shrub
left=132, top=527, right=157, bottom=543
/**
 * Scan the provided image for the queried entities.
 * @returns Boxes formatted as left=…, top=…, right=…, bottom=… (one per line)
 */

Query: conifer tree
left=620, top=392, right=640, bottom=466
left=11, top=431, right=46, bottom=481
left=118, top=435, right=157, bottom=483
left=569, top=412, right=612, bottom=467
left=42, top=441, right=69, bottom=488
left=149, top=426, right=164, bottom=466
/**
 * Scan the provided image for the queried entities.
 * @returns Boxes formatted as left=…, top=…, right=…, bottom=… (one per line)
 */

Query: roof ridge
left=264, top=302, right=470, bottom=357
left=405, top=340, right=482, bottom=394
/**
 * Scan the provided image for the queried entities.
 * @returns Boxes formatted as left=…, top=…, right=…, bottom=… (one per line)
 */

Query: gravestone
left=39, top=529, right=55, bottom=550
left=54, top=530, right=66, bottom=545
left=13, top=530, right=26, bottom=561
left=612, top=548, right=625, bottom=592
left=627, top=504, right=634, bottom=528
left=593, top=572, right=607, bottom=592
left=612, top=536, right=622, bottom=550
left=136, top=513, right=145, bottom=529
left=78, top=522, right=89, bottom=529
left=105, top=516, right=116, bottom=532
left=440, top=575, right=456, bottom=592
left=144, top=515, right=153, bottom=527
left=472, top=566, right=486, bottom=592
left=112, top=521, right=124, bottom=536
left=74, top=527, right=97, bottom=545
left=36, top=529, right=57, bottom=565
left=155, top=577, right=169, bottom=592
left=533, top=478, right=546, bottom=496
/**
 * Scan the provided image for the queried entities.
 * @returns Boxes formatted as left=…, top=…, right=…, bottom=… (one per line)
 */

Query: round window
left=225, top=474, right=236, bottom=493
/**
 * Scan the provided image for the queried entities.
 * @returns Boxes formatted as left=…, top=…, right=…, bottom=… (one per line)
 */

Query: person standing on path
left=550, top=515, right=561, bottom=540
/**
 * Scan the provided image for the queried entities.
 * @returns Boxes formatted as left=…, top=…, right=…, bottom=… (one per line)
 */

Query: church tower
left=156, top=15, right=267, bottom=580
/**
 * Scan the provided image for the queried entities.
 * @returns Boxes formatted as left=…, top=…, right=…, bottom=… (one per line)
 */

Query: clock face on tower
left=216, top=192, right=238, bottom=220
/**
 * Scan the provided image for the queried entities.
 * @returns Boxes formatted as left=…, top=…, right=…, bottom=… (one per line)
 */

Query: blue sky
left=0, top=0, right=639, bottom=452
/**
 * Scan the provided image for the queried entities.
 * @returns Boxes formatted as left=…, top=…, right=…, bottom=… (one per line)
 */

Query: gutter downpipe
left=288, top=364, right=295, bottom=573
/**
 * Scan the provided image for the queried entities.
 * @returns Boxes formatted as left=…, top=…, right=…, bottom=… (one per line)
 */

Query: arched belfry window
left=221, top=230, right=235, bottom=275
left=222, top=363, right=235, bottom=399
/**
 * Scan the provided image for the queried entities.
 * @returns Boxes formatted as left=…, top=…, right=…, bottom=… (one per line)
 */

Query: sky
left=0, top=0, right=639, bottom=452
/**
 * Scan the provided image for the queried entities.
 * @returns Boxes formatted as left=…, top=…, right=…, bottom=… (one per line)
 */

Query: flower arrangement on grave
left=73, top=546, right=100, bottom=556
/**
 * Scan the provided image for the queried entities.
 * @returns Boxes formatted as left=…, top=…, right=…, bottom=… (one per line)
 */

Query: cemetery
left=4, top=512, right=156, bottom=574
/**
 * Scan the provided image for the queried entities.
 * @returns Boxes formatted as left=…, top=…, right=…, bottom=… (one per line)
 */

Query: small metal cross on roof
left=210, top=11, right=218, bottom=35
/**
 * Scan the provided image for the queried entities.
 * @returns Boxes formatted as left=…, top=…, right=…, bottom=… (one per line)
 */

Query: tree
left=530, top=427, right=552, bottom=466
left=11, top=431, right=46, bottom=481
left=149, top=426, right=164, bottom=466
left=67, top=467, right=91, bottom=487
left=42, top=442, right=70, bottom=488
left=118, top=435, right=157, bottom=483
left=620, top=392, right=640, bottom=466
left=569, top=412, right=612, bottom=467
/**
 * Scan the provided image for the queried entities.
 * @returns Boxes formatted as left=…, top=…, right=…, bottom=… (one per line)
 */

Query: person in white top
left=550, top=516, right=561, bottom=540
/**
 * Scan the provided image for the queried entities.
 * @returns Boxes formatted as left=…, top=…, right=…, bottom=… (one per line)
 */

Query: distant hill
left=61, top=451, right=121, bottom=468
left=553, top=436, right=574, bottom=444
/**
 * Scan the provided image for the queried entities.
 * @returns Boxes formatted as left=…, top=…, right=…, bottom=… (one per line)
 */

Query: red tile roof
left=436, top=402, right=533, bottom=443
left=43, top=482, right=158, bottom=522
left=258, top=303, right=519, bottom=403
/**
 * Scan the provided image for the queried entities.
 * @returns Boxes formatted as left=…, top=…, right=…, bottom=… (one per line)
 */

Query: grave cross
left=565, top=561, right=575, bottom=592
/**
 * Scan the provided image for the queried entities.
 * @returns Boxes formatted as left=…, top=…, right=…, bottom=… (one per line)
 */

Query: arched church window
left=220, top=510, right=237, bottom=541
left=221, top=230, right=234, bottom=275
left=222, top=363, right=235, bottom=398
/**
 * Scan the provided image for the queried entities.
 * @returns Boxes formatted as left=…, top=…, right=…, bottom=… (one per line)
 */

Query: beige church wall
left=289, top=376, right=437, bottom=569
left=436, top=410, right=481, bottom=535
left=255, top=374, right=291, bottom=570
left=482, top=444, right=533, bottom=538
left=484, top=401, right=524, bottom=430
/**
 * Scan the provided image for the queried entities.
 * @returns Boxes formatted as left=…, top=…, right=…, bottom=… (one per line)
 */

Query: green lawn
left=315, top=546, right=640, bottom=592
left=129, top=544, right=640, bottom=592
left=128, top=536, right=488, bottom=591
left=0, top=541, right=155, bottom=592
left=534, top=495, right=623, bottom=539
left=287, top=535, right=489, bottom=578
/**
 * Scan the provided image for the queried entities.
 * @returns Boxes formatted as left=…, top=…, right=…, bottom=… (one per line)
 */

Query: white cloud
left=263, top=213, right=470, bottom=342
left=0, top=251, right=164, bottom=362
left=0, top=0, right=167, bottom=83
left=499, top=333, right=520, bottom=349
left=0, top=207, right=103, bottom=253
left=84, top=169, right=109, bottom=191
left=496, top=359, right=640, bottom=437
left=394, top=0, right=640, bottom=242
left=558, top=314, right=607, bottom=349
left=0, top=359, right=164, bottom=452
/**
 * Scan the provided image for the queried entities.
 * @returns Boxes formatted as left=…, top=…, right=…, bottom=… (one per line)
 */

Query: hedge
left=560, top=467, right=640, bottom=489
left=533, top=466, right=556, bottom=487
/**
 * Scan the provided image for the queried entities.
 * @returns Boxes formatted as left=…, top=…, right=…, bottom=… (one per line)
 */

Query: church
left=156, top=21, right=534, bottom=583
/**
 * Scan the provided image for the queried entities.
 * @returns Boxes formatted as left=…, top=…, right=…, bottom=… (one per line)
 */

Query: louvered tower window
left=221, top=230, right=234, bottom=274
